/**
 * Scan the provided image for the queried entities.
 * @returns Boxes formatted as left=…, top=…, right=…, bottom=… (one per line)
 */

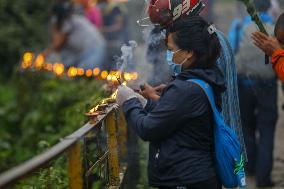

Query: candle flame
left=111, top=89, right=118, bottom=99
left=20, top=52, right=139, bottom=81
left=93, top=67, right=100, bottom=76
left=21, top=52, right=34, bottom=69
left=53, top=63, right=64, bottom=76
left=68, top=67, right=77, bottom=77
left=35, top=54, right=44, bottom=70
left=85, top=69, right=93, bottom=77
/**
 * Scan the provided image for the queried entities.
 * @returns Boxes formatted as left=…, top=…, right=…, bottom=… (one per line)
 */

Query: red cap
left=148, top=0, right=205, bottom=27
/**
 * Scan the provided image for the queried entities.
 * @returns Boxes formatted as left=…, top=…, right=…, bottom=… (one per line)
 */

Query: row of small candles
left=21, top=52, right=139, bottom=82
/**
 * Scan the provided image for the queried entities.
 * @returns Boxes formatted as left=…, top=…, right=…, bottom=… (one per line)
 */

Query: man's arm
left=272, top=50, right=284, bottom=82
left=42, top=27, right=68, bottom=57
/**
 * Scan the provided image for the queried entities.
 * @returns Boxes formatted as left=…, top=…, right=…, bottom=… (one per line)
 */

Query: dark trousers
left=158, top=176, right=222, bottom=189
left=238, top=78, right=278, bottom=185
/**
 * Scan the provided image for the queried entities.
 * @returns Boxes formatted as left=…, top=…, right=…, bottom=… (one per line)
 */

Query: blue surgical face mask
left=166, top=49, right=186, bottom=76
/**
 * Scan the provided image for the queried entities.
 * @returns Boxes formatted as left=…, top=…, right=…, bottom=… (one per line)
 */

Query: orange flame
left=77, top=68, right=85, bottom=76
left=124, top=73, right=131, bottom=81
left=45, top=63, right=53, bottom=71
left=131, top=72, right=138, bottom=80
left=101, top=71, right=108, bottom=79
left=34, top=54, right=45, bottom=70
left=68, top=67, right=77, bottom=77
left=93, top=67, right=100, bottom=76
left=106, top=74, right=112, bottom=81
left=53, top=63, right=65, bottom=76
left=21, top=52, right=34, bottom=69
left=86, top=69, right=93, bottom=77
left=111, top=89, right=118, bottom=99
left=21, top=52, right=139, bottom=81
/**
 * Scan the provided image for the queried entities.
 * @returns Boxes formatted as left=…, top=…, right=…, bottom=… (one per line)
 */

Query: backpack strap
left=187, top=79, right=224, bottom=123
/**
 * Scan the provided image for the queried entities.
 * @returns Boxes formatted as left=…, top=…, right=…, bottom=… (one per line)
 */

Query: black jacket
left=123, top=66, right=226, bottom=187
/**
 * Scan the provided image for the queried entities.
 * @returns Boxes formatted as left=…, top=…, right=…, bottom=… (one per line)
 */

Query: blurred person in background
left=73, top=0, right=103, bottom=28
left=228, top=1, right=247, bottom=54
left=229, top=0, right=278, bottom=187
left=269, top=0, right=281, bottom=22
left=228, top=0, right=280, bottom=52
left=200, top=0, right=215, bottom=22
left=97, top=0, right=129, bottom=70
left=43, top=0, right=106, bottom=70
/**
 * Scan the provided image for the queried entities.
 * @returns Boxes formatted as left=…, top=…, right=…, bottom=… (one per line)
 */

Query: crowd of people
left=228, top=1, right=277, bottom=187
left=41, top=0, right=284, bottom=188
left=43, top=0, right=129, bottom=71
left=228, top=0, right=283, bottom=187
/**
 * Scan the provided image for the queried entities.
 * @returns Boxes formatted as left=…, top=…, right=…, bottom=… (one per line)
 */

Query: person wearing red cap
left=147, top=0, right=246, bottom=164
left=117, top=15, right=224, bottom=189
left=74, top=0, right=103, bottom=28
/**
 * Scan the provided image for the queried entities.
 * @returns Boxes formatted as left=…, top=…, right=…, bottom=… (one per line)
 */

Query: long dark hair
left=168, top=16, right=221, bottom=69
left=51, top=0, right=73, bottom=30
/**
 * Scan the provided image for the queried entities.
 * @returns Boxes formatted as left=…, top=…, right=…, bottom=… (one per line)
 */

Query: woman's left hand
left=116, top=85, right=137, bottom=106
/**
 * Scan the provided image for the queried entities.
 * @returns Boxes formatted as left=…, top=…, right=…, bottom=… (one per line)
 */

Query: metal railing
left=0, top=105, right=128, bottom=189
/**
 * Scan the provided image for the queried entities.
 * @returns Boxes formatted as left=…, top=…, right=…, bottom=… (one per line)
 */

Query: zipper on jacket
left=154, top=147, right=160, bottom=168
left=155, top=148, right=160, bottom=159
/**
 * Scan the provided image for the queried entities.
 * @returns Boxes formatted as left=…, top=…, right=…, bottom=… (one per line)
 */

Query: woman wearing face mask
left=116, top=16, right=225, bottom=189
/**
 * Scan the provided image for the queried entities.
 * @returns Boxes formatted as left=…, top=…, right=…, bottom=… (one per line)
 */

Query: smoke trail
left=143, top=27, right=166, bottom=46
left=140, top=26, right=171, bottom=85
left=116, top=41, right=138, bottom=73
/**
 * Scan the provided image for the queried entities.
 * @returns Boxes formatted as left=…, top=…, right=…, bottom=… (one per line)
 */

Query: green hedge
left=0, top=0, right=55, bottom=77
left=0, top=71, right=106, bottom=172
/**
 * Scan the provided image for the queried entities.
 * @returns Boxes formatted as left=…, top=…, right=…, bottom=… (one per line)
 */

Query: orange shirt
left=272, top=49, right=284, bottom=82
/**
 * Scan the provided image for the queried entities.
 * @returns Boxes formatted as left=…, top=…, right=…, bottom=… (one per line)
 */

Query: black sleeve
left=144, top=99, right=157, bottom=112
left=122, top=82, right=208, bottom=142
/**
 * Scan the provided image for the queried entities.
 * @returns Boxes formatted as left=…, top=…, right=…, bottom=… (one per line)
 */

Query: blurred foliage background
left=0, top=72, right=104, bottom=172
left=0, top=0, right=54, bottom=77
left=0, top=1, right=107, bottom=187
left=0, top=0, right=147, bottom=188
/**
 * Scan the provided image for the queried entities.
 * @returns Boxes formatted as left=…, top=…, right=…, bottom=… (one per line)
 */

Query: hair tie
left=207, top=24, right=217, bottom=35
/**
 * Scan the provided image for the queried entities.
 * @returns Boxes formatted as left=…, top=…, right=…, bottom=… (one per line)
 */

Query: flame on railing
left=21, top=52, right=139, bottom=82
left=34, top=54, right=44, bottom=70
left=21, top=52, right=34, bottom=69
left=85, top=80, right=128, bottom=121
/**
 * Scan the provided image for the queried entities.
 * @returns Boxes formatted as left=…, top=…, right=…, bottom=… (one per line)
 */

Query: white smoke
left=142, top=26, right=166, bottom=46
left=116, top=41, right=138, bottom=73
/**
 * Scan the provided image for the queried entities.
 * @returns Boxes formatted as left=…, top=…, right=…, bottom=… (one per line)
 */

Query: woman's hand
left=116, top=85, right=148, bottom=108
left=251, top=31, right=283, bottom=56
left=116, top=85, right=136, bottom=106
left=140, top=83, right=166, bottom=101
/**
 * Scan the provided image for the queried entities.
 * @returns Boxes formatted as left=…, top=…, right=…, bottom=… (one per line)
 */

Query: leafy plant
left=0, top=71, right=105, bottom=176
